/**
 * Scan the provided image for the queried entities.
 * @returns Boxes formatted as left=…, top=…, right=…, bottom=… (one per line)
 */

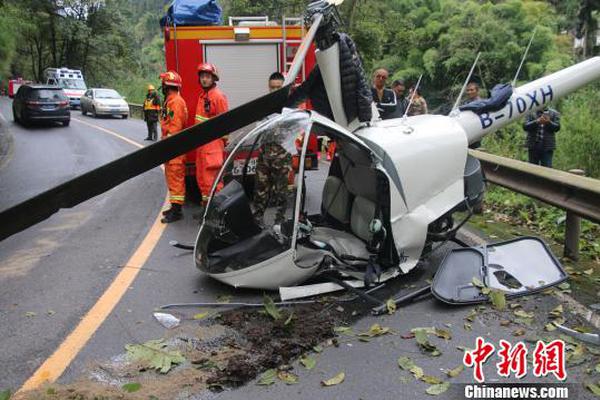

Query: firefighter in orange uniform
left=159, top=70, right=189, bottom=223
left=195, top=63, right=228, bottom=204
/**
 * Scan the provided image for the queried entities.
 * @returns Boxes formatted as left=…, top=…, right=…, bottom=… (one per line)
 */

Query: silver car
left=80, top=88, right=129, bottom=119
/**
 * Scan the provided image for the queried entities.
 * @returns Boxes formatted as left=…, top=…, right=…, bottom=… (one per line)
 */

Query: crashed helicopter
left=1, top=1, right=600, bottom=305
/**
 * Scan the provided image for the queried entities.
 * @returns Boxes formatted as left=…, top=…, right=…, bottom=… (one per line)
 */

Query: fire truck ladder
left=283, top=17, right=304, bottom=79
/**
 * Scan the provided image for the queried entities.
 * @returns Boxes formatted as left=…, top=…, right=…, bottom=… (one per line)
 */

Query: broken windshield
left=195, top=111, right=312, bottom=275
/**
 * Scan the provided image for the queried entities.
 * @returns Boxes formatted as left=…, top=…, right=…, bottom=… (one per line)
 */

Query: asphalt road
left=0, top=97, right=165, bottom=389
left=0, top=97, right=596, bottom=399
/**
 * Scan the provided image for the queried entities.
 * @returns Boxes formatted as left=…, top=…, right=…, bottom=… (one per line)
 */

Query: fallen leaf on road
left=386, top=298, right=397, bottom=315
left=193, top=312, right=209, bottom=320
left=558, top=282, right=571, bottom=291
left=500, top=320, right=511, bottom=327
left=426, top=382, right=450, bottom=396
left=584, top=269, right=594, bottom=276
left=489, top=290, right=506, bottom=311
left=257, top=369, right=277, bottom=386
left=513, top=329, right=526, bottom=337
left=278, top=371, right=298, bottom=385
left=545, top=323, right=557, bottom=332
left=24, top=312, right=36, bottom=318
left=313, top=345, right=323, bottom=353
left=411, top=365, right=425, bottom=379
left=421, top=375, right=443, bottom=385
left=300, top=355, right=316, bottom=370
left=509, top=303, right=521, bottom=309
left=359, top=323, right=390, bottom=338
left=398, top=356, right=415, bottom=370
left=465, top=309, right=477, bottom=322
left=334, top=326, right=353, bottom=335
left=125, top=339, right=185, bottom=374
left=263, top=295, right=281, bottom=321
left=414, top=329, right=442, bottom=356
left=321, top=372, right=345, bottom=386
left=47, top=310, right=55, bottom=316
left=514, top=310, right=534, bottom=319
left=586, top=382, right=600, bottom=396
left=464, top=323, right=472, bottom=331
left=122, top=383, right=141, bottom=393
left=445, top=365, right=464, bottom=378
left=549, top=305, right=564, bottom=318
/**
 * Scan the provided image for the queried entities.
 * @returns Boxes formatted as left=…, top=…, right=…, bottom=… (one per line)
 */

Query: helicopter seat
left=322, top=176, right=351, bottom=225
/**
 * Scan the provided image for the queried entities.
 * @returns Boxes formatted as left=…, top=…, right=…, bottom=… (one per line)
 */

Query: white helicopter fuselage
left=196, top=34, right=600, bottom=291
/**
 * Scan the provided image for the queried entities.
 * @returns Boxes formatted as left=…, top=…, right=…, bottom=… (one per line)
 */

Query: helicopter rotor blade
left=0, top=86, right=292, bottom=242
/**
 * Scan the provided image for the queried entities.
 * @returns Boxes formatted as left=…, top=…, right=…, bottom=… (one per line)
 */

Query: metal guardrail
left=128, top=103, right=144, bottom=120
left=471, top=149, right=600, bottom=260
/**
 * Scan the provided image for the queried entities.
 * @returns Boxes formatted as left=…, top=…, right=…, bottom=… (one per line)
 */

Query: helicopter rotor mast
left=455, top=56, right=600, bottom=145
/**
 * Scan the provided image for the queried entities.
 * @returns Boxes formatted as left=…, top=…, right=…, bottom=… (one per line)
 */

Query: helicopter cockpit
left=194, top=109, right=397, bottom=289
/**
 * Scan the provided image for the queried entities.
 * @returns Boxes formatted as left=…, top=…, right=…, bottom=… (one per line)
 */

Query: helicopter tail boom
left=455, top=56, right=600, bottom=144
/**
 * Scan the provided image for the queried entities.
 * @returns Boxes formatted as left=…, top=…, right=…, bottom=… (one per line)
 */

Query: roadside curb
left=0, top=111, right=15, bottom=171
left=457, top=225, right=600, bottom=331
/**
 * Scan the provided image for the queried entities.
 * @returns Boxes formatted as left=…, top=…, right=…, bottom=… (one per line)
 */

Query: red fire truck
left=163, top=15, right=318, bottom=201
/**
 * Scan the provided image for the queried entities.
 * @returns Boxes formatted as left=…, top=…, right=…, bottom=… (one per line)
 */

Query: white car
left=80, top=88, right=129, bottom=119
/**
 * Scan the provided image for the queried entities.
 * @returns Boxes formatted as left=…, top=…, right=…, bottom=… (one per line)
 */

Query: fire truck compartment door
left=204, top=43, right=279, bottom=109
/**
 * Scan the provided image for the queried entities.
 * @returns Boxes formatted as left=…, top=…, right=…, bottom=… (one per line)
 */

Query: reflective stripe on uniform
left=195, top=115, right=209, bottom=122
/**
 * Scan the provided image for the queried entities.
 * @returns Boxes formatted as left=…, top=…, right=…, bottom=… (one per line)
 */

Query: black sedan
left=12, top=84, right=71, bottom=126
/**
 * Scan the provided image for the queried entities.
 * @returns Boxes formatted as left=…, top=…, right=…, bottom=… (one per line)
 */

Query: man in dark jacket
left=523, top=107, right=560, bottom=167
left=143, top=84, right=161, bottom=141
left=392, top=79, right=408, bottom=117
left=371, top=68, right=397, bottom=120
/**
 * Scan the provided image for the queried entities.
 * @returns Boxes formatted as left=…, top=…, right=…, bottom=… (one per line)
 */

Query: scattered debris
left=413, top=329, right=442, bottom=356
left=277, top=370, right=299, bottom=385
left=321, top=372, right=345, bottom=386
left=445, top=365, right=464, bottom=378
left=386, top=298, right=397, bottom=315
left=125, top=339, right=185, bottom=373
left=153, top=312, right=181, bottom=329
left=121, top=382, right=141, bottom=393
left=300, top=355, right=316, bottom=370
left=426, top=382, right=450, bottom=396
left=257, top=369, right=277, bottom=386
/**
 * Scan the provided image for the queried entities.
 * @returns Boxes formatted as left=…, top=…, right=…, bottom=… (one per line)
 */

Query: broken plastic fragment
left=153, top=312, right=181, bottom=329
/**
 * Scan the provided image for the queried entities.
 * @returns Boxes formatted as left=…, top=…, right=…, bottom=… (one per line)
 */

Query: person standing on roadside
left=371, top=68, right=397, bottom=120
left=159, top=71, right=188, bottom=223
left=523, top=107, right=561, bottom=168
left=391, top=79, right=408, bottom=117
left=143, top=84, right=161, bottom=141
left=195, top=63, right=229, bottom=205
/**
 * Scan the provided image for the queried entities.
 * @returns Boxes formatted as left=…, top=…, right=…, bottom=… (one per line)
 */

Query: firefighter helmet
left=147, top=84, right=156, bottom=91
left=159, top=71, right=183, bottom=88
left=197, top=63, right=219, bottom=81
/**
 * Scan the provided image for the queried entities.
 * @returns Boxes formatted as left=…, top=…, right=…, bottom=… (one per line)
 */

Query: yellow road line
left=18, top=119, right=167, bottom=393
left=72, top=117, right=143, bottom=148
